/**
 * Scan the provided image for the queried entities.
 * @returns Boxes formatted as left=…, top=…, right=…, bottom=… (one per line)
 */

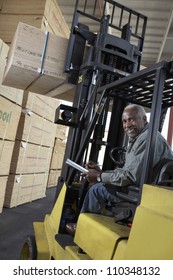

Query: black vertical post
left=137, top=67, right=166, bottom=205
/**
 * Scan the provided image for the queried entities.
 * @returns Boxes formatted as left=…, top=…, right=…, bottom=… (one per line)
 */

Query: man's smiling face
left=122, top=106, right=147, bottom=139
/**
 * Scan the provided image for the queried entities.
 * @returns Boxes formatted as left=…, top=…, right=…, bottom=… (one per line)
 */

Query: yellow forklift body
left=31, top=183, right=173, bottom=260
left=33, top=221, right=50, bottom=260
left=33, top=183, right=67, bottom=260
left=124, top=184, right=173, bottom=259
left=74, top=213, right=130, bottom=260
left=32, top=183, right=91, bottom=260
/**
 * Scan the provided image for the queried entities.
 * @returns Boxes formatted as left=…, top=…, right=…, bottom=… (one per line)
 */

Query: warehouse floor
left=0, top=187, right=57, bottom=260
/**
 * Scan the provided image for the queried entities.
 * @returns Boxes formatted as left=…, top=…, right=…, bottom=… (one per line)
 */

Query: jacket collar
left=128, top=123, right=149, bottom=144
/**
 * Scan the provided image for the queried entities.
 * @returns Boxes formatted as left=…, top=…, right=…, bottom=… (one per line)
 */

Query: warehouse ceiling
left=57, top=0, right=173, bottom=68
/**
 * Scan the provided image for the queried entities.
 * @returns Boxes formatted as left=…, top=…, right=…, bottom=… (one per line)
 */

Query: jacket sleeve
left=101, top=137, right=147, bottom=187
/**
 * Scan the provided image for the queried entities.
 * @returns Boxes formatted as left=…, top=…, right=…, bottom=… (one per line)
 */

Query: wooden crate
left=10, top=141, right=52, bottom=174
left=16, top=111, right=56, bottom=147
left=2, top=22, right=69, bottom=94
left=45, top=83, right=76, bottom=103
left=4, top=172, right=48, bottom=208
left=0, top=0, right=70, bottom=43
left=50, top=138, right=66, bottom=170
left=55, top=124, right=68, bottom=140
left=0, top=39, right=23, bottom=105
left=0, top=0, right=3, bottom=10
left=0, top=176, right=8, bottom=213
left=0, top=95, right=21, bottom=141
left=47, top=169, right=61, bottom=188
left=22, top=91, right=61, bottom=122
left=0, top=140, right=14, bottom=176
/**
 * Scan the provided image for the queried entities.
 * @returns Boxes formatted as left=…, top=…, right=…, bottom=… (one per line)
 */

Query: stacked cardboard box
left=0, top=0, right=70, bottom=44
left=46, top=84, right=76, bottom=103
left=47, top=170, right=61, bottom=188
left=2, top=22, right=70, bottom=94
left=47, top=125, right=68, bottom=188
left=0, top=176, right=7, bottom=212
left=5, top=173, right=49, bottom=207
left=0, top=95, right=21, bottom=141
left=0, top=39, right=22, bottom=213
left=0, top=39, right=23, bottom=105
left=4, top=91, right=61, bottom=208
left=0, top=0, right=75, bottom=102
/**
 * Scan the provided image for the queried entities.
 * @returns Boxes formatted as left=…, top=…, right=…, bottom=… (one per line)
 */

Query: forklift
left=20, top=0, right=173, bottom=260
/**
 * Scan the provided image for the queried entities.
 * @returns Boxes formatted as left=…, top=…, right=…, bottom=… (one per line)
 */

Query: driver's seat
left=109, top=158, right=173, bottom=223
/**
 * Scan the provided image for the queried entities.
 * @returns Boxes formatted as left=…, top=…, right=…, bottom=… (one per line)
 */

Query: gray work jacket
left=101, top=124, right=173, bottom=187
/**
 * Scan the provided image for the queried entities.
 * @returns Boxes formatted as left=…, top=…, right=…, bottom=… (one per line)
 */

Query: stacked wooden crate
left=0, top=0, right=76, bottom=103
left=47, top=124, right=68, bottom=188
left=2, top=21, right=75, bottom=101
left=0, top=0, right=72, bottom=210
left=4, top=91, right=61, bottom=208
left=0, top=0, right=70, bottom=45
left=0, top=38, right=23, bottom=213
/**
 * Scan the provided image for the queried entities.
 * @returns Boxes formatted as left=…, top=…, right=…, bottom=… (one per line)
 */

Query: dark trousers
left=80, top=182, right=123, bottom=214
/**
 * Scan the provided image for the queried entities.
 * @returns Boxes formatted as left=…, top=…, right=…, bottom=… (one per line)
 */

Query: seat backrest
left=152, top=158, right=173, bottom=186
left=116, top=158, right=173, bottom=202
left=113, top=158, right=173, bottom=223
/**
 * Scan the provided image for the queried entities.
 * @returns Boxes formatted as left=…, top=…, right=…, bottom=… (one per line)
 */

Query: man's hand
left=84, top=161, right=102, bottom=184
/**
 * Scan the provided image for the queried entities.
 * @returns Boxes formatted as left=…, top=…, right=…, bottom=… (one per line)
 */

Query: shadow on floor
left=0, top=187, right=57, bottom=260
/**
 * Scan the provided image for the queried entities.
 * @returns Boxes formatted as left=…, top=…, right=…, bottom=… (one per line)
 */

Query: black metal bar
left=64, top=2, right=80, bottom=72
left=111, top=4, right=115, bottom=24
left=119, top=7, right=123, bottom=28
left=135, top=15, right=139, bottom=35
left=137, top=67, right=167, bottom=205
left=73, top=0, right=147, bottom=41
left=93, top=0, right=97, bottom=16
left=84, top=0, right=87, bottom=12
left=67, top=89, right=108, bottom=185
left=79, top=73, right=102, bottom=122
left=103, top=0, right=106, bottom=16
left=128, top=11, right=132, bottom=25
left=97, top=60, right=170, bottom=93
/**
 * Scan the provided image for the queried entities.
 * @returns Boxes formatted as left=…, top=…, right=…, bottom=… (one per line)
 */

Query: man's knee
left=89, top=182, right=104, bottom=193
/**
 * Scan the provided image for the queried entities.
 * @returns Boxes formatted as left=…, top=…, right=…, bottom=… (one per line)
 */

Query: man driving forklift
left=66, top=104, right=173, bottom=235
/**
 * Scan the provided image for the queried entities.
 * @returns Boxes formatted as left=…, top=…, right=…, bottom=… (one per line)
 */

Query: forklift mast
left=56, top=0, right=147, bottom=193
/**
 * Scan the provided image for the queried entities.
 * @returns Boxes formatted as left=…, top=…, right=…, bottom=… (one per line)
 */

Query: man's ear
left=143, top=115, right=147, bottom=122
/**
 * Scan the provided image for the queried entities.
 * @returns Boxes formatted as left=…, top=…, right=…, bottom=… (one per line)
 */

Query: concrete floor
left=0, top=187, right=57, bottom=260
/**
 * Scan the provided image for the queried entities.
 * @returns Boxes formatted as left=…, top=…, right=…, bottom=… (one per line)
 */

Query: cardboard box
left=0, top=0, right=3, bottom=10
left=55, top=124, right=68, bottom=140
left=0, top=0, right=70, bottom=43
left=0, top=140, right=14, bottom=176
left=2, top=22, right=69, bottom=94
left=10, top=141, right=52, bottom=174
left=4, top=172, right=48, bottom=208
left=22, top=91, right=61, bottom=122
left=47, top=169, right=61, bottom=188
left=16, top=111, right=56, bottom=147
left=0, top=176, right=8, bottom=213
left=0, top=95, right=21, bottom=141
left=0, top=39, right=23, bottom=105
left=45, top=83, right=76, bottom=102
left=50, top=138, right=66, bottom=170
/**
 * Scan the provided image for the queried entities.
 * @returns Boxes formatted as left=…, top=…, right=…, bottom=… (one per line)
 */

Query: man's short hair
left=124, top=104, right=146, bottom=117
